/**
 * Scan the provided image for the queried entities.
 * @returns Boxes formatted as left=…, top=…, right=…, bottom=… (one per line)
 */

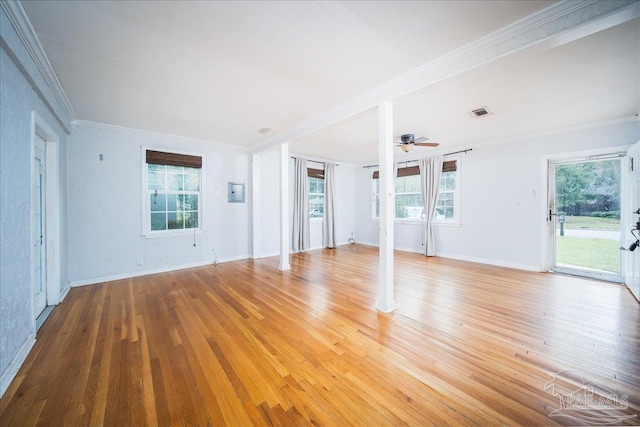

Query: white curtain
left=292, top=158, right=310, bottom=251
left=419, top=156, right=443, bottom=256
left=323, top=163, right=336, bottom=248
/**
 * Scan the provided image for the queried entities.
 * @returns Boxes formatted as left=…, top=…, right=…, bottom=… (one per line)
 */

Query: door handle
left=548, top=210, right=564, bottom=221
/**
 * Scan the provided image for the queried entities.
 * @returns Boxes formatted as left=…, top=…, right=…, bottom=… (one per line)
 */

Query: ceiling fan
left=397, top=134, right=439, bottom=153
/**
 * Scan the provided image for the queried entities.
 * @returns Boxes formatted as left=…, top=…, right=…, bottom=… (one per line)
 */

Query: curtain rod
left=362, top=148, right=472, bottom=169
left=290, top=156, right=340, bottom=166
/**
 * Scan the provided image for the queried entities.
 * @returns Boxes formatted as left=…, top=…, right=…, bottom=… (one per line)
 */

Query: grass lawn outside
left=556, top=236, right=620, bottom=273
left=561, top=215, right=619, bottom=230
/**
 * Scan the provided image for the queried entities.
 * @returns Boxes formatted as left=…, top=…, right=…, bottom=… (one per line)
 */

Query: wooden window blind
left=146, top=150, right=202, bottom=169
left=396, top=166, right=420, bottom=178
left=442, top=160, right=457, bottom=173
left=372, top=160, right=456, bottom=179
left=307, top=168, right=324, bottom=179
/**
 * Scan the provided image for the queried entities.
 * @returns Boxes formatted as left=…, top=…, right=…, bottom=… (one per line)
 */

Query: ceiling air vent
left=471, top=107, right=492, bottom=118
left=258, top=127, right=274, bottom=134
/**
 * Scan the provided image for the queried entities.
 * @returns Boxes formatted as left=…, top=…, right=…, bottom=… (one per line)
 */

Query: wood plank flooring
left=1, top=244, right=638, bottom=426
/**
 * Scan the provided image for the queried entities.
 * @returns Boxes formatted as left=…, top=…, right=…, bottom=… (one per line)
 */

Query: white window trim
left=371, top=175, right=378, bottom=220
left=308, top=174, right=325, bottom=220
left=140, top=146, right=205, bottom=238
left=436, top=155, right=461, bottom=226
left=370, top=155, right=462, bottom=226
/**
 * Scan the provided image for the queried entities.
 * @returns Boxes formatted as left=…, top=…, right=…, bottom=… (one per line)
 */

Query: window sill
left=143, top=229, right=204, bottom=239
left=310, top=218, right=324, bottom=223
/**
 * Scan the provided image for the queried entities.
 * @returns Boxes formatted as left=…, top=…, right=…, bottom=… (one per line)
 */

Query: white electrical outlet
left=136, top=258, right=143, bottom=266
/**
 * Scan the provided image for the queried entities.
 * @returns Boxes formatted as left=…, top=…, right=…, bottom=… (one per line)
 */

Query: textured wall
left=0, top=34, right=68, bottom=382
left=66, top=123, right=252, bottom=283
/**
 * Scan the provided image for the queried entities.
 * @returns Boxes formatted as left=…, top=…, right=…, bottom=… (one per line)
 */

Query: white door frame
left=33, top=134, right=47, bottom=317
left=543, top=146, right=628, bottom=282
left=622, top=141, right=640, bottom=300
left=30, top=111, right=61, bottom=331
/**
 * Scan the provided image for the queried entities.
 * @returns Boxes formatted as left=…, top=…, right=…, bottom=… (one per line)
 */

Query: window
left=308, top=168, right=324, bottom=219
left=395, top=170, right=423, bottom=220
left=372, top=159, right=459, bottom=223
left=436, top=171, right=456, bottom=220
left=145, top=150, right=202, bottom=234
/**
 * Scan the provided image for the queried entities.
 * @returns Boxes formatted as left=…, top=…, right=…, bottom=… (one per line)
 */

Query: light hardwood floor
left=1, top=245, right=638, bottom=426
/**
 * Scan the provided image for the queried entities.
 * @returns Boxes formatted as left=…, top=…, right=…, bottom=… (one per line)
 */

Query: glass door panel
left=550, top=157, right=623, bottom=281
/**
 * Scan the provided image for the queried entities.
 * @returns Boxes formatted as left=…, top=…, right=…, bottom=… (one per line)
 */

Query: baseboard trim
left=255, top=242, right=353, bottom=259
left=434, top=251, right=542, bottom=272
left=219, top=254, right=252, bottom=264
left=69, top=255, right=251, bottom=288
left=59, top=284, right=71, bottom=302
left=0, top=333, right=36, bottom=398
left=36, top=306, right=54, bottom=331
left=353, top=242, right=541, bottom=272
left=252, top=251, right=280, bottom=260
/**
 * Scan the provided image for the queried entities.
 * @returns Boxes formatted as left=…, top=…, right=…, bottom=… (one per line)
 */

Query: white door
left=33, top=134, right=47, bottom=317
left=624, top=142, right=640, bottom=300
left=548, top=155, right=624, bottom=282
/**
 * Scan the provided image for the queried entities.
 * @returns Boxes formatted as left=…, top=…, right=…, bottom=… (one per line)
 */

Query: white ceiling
left=21, top=1, right=639, bottom=164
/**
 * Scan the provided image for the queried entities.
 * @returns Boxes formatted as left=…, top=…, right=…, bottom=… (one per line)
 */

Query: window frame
left=308, top=175, right=325, bottom=221
left=394, top=172, right=424, bottom=221
left=307, top=167, right=325, bottom=222
left=141, top=147, right=205, bottom=238
left=370, top=156, right=461, bottom=226
left=435, top=168, right=460, bottom=226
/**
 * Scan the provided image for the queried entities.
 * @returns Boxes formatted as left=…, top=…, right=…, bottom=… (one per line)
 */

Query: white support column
left=278, top=143, right=291, bottom=270
left=377, top=102, right=396, bottom=313
left=251, top=154, right=261, bottom=259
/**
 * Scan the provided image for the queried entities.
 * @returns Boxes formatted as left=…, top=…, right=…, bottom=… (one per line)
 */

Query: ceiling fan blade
left=414, top=142, right=440, bottom=147
left=414, top=136, right=430, bottom=143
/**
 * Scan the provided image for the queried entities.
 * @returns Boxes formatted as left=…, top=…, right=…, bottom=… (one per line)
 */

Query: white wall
left=67, top=123, right=251, bottom=284
left=1, top=7, right=69, bottom=396
left=355, top=121, right=640, bottom=270
left=257, top=149, right=281, bottom=257
left=333, top=162, right=357, bottom=246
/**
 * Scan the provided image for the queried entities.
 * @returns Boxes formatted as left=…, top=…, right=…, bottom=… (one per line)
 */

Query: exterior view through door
left=549, top=156, right=623, bottom=282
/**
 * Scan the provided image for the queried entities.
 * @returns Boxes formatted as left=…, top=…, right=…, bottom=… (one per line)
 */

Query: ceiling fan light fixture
left=400, top=134, right=415, bottom=144
left=400, top=144, right=413, bottom=153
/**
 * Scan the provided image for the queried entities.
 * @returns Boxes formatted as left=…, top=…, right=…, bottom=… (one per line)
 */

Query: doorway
left=548, top=155, right=624, bottom=282
left=30, top=112, right=61, bottom=331
left=33, top=134, right=47, bottom=318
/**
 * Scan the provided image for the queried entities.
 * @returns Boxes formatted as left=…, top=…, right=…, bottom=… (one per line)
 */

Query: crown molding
left=1, top=0, right=77, bottom=128
left=253, top=0, right=640, bottom=155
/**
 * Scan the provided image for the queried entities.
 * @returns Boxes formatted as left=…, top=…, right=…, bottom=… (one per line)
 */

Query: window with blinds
left=371, top=159, right=459, bottom=223
left=145, top=150, right=202, bottom=233
left=308, top=168, right=324, bottom=219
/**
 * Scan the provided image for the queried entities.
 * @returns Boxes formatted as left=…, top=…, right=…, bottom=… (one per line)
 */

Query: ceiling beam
left=253, top=0, right=639, bottom=155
